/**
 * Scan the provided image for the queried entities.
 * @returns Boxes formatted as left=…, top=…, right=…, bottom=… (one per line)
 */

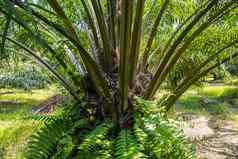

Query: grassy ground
left=0, top=86, right=58, bottom=159
left=1, top=83, right=238, bottom=158
left=173, top=84, right=238, bottom=158
left=176, top=84, right=238, bottom=126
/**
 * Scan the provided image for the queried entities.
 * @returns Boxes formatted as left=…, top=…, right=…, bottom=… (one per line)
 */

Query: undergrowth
left=22, top=98, right=195, bottom=159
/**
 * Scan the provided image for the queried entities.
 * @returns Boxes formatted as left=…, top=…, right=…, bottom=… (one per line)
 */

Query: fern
left=133, top=98, right=195, bottom=158
left=114, top=130, right=147, bottom=159
left=29, top=114, right=64, bottom=123
left=24, top=117, right=88, bottom=159
left=51, top=135, right=75, bottom=159
left=94, top=149, right=113, bottom=159
left=133, top=126, right=148, bottom=149
left=25, top=118, right=67, bottom=159
left=143, top=115, right=195, bottom=159
left=77, top=140, right=113, bottom=159
left=78, top=120, right=114, bottom=155
left=24, top=99, right=195, bottom=159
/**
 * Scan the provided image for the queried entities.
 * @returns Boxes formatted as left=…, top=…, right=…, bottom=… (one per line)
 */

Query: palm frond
left=27, top=2, right=57, bottom=16
left=80, top=0, right=100, bottom=54
left=0, top=34, right=81, bottom=101
left=141, top=0, right=169, bottom=70
left=47, top=0, right=79, bottom=43
left=1, top=16, right=11, bottom=58
left=144, top=0, right=234, bottom=99
left=4, top=1, right=112, bottom=101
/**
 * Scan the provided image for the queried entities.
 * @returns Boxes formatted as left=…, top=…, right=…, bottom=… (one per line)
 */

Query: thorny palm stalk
left=0, top=0, right=238, bottom=127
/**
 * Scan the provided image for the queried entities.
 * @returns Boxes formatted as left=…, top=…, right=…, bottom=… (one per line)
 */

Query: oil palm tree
left=0, top=0, right=238, bottom=158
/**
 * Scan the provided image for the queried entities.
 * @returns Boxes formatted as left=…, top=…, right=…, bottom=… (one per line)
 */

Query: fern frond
left=29, top=114, right=63, bottom=123
left=78, top=140, right=113, bottom=159
left=133, top=126, right=148, bottom=147
left=143, top=115, right=195, bottom=159
left=25, top=118, right=88, bottom=159
left=25, top=118, right=67, bottom=159
left=78, top=120, right=114, bottom=155
left=95, top=149, right=113, bottom=159
left=114, top=130, right=147, bottom=159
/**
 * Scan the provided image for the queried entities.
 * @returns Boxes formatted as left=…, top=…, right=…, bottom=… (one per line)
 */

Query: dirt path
left=182, top=115, right=238, bottom=159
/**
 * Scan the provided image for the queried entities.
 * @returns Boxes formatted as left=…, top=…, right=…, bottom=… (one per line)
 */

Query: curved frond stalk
left=1, top=35, right=81, bottom=101
left=2, top=6, right=86, bottom=93
left=80, top=0, right=100, bottom=56
left=151, top=2, right=208, bottom=70
left=119, top=0, right=133, bottom=112
left=143, top=0, right=218, bottom=99
left=163, top=49, right=238, bottom=111
left=129, top=0, right=145, bottom=86
left=144, top=0, right=233, bottom=99
left=140, top=0, right=169, bottom=71
left=40, top=1, right=112, bottom=100
left=91, top=0, right=112, bottom=71
left=64, top=44, right=86, bottom=76
left=78, top=120, right=114, bottom=154
left=147, top=0, right=217, bottom=79
left=114, top=130, right=147, bottom=159
left=161, top=1, right=237, bottom=74
left=1, top=16, right=11, bottom=57
left=27, top=2, right=57, bottom=16
left=4, top=2, right=112, bottom=101
left=0, top=6, right=69, bottom=70
left=176, top=38, right=238, bottom=92
left=47, top=0, right=80, bottom=44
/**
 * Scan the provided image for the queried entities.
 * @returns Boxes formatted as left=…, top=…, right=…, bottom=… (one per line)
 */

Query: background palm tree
left=0, top=0, right=238, bottom=158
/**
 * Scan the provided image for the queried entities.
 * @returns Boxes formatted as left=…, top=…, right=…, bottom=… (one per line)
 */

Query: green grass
left=177, top=96, right=207, bottom=115
left=0, top=86, right=57, bottom=120
left=0, top=85, right=59, bottom=159
left=175, top=85, right=238, bottom=116
left=0, top=121, right=38, bottom=159
left=197, top=85, right=237, bottom=98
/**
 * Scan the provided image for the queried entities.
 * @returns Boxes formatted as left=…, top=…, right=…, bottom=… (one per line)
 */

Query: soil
left=181, top=115, right=238, bottom=159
